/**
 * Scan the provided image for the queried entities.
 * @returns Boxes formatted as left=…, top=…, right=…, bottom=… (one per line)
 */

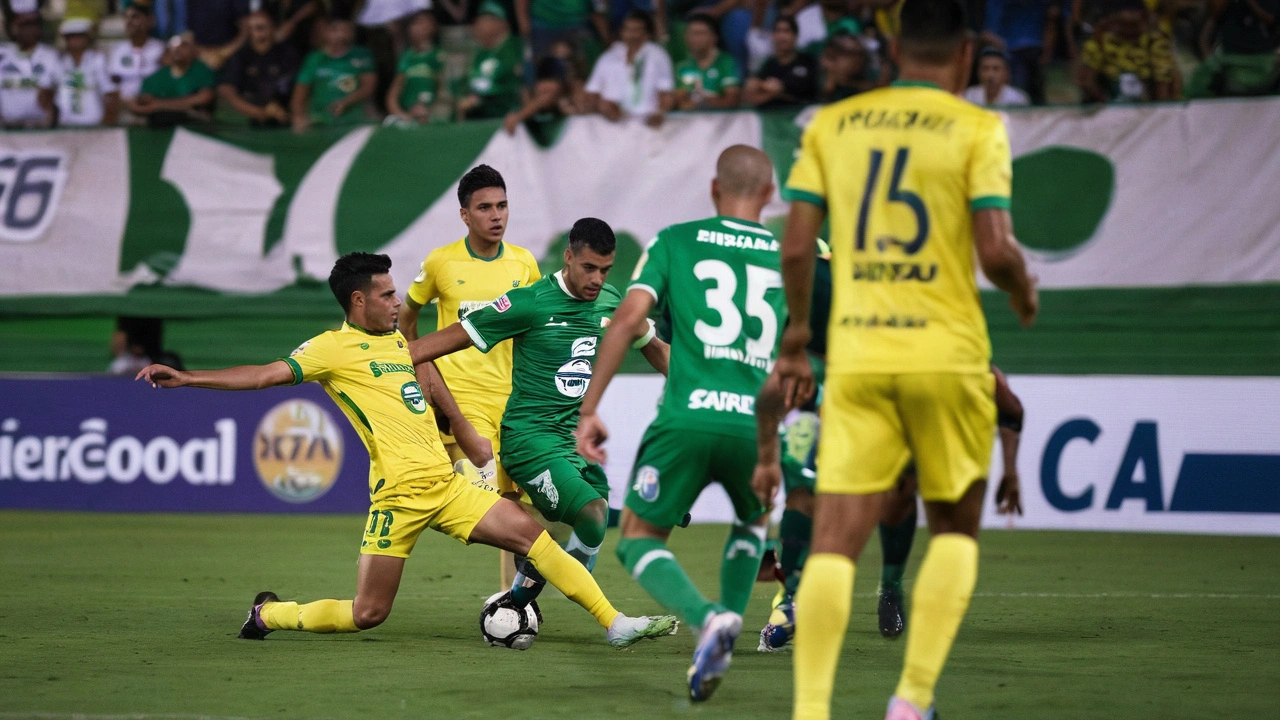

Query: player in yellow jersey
left=770, top=0, right=1038, bottom=717
left=135, top=252, right=678, bottom=649
left=399, top=165, right=543, bottom=588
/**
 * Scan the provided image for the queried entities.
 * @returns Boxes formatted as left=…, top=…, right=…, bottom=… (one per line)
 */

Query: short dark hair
left=774, top=15, right=799, bottom=35
left=687, top=13, right=719, bottom=38
left=623, top=9, right=655, bottom=38
left=898, top=0, right=968, bottom=64
left=567, top=218, right=616, bottom=256
left=329, top=252, right=392, bottom=312
left=457, top=164, right=506, bottom=208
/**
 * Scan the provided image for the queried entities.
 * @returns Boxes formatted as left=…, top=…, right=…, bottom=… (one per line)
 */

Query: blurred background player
left=773, top=0, right=1039, bottom=716
left=399, top=164, right=542, bottom=591
left=136, top=252, right=677, bottom=649
left=411, top=218, right=670, bottom=623
left=575, top=146, right=783, bottom=703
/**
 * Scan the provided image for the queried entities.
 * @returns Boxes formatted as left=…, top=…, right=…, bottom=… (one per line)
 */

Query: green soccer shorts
left=500, top=447, right=610, bottom=525
left=625, top=423, right=763, bottom=529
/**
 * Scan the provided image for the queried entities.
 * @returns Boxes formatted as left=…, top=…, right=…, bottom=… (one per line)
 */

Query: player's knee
left=352, top=600, right=392, bottom=629
left=573, top=499, right=608, bottom=547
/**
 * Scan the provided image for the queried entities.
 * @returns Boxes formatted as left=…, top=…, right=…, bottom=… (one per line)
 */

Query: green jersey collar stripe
left=460, top=317, right=491, bottom=352
left=465, top=236, right=505, bottom=262
left=719, top=217, right=771, bottom=235
left=336, top=390, right=373, bottom=433
left=281, top=357, right=304, bottom=385
left=630, top=283, right=659, bottom=302
left=783, top=187, right=827, bottom=209
left=971, top=195, right=1012, bottom=211
left=345, top=321, right=395, bottom=337
left=891, top=80, right=942, bottom=90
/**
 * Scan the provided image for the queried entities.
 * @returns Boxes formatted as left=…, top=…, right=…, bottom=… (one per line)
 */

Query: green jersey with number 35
left=630, top=216, right=785, bottom=437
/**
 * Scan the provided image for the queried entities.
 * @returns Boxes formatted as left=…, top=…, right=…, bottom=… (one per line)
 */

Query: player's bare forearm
left=974, top=208, right=1038, bottom=326
left=408, top=322, right=473, bottom=365
left=400, top=298, right=422, bottom=341
left=640, top=336, right=669, bottom=377
left=754, top=371, right=787, bottom=466
left=580, top=289, right=656, bottom=416
left=137, top=361, right=294, bottom=390
left=780, top=200, right=824, bottom=340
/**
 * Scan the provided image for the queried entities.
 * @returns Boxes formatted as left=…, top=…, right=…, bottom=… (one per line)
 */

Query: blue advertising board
left=0, top=376, right=370, bottom=512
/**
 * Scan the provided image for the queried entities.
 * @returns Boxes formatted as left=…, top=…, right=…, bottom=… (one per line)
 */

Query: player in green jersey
left=575, top=145, right=783, bottom=702
left=674, top=14, right=743, bottom=110
left=410, top=218, right=669, bottom=617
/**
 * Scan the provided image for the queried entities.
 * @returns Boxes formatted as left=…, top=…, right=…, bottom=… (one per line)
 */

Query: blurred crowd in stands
left=1, top=0, right=1276, bottom=131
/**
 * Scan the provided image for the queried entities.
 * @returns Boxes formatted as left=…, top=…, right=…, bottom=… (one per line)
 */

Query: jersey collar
left=891, top=80, right=942, bottom=90
left=344, top=321, right=395, bottom=337
left=464, top=236, right=505, bottom=262
left=717, top=215, right=767, bottom=230
left=552, top=270, right=588, bottom=301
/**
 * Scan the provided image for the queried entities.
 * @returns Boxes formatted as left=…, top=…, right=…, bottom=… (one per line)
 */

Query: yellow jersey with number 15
left=406, top=238, right=541, bottom=406
left=283, top=322, right=454, bottom=495
left=784, top=81, right=1012, bottom=375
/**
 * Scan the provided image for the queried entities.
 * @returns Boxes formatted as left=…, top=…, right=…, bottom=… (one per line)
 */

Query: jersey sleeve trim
left=783, top=188, right=827, bottom=209
left=970, top=195, right=1012, bottom=211
left=629, top=283, right=659, bottom=302
left=281, top=357, right=304, bottom=385
left=459, top=317, right=491, bottom=352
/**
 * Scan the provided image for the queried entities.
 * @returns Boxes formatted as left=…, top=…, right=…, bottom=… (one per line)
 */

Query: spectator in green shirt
left=387, top=10, right=445, bottom=124
left=127, top=33, right=217, bottom=127
left=514, top=0, right=611, bottom=66
left=674, top=13, right=742, bottom=110
left=457, top=2, right=526, bottom=121
left=290, top=17, right=377, bottom=131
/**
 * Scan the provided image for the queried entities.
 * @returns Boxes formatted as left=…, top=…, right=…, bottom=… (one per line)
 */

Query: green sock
left=780, top=509, right=813, bottom=597
left=879, top=509, right=918, bottom=591
left=719, top=523, right=766, bottom=616
left=616, top=537, right=720, bottom=629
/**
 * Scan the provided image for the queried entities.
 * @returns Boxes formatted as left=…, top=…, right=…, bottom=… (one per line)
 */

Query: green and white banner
left=1, top=100, right=1277, bottom=375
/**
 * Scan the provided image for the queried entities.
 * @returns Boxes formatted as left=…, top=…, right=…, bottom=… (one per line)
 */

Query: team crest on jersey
left=571, top=336, right=597, bottom=358
left=554, top=358, right=592, bottom=398
left=401, top=381, right=427, bottom=414
left=494, top=294, right=512, bottom=313
left=634, top=466, right=660, bottom=502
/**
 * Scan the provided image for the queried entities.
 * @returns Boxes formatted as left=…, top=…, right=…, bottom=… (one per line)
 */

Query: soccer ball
left=479, top=592, right=539, bottom=650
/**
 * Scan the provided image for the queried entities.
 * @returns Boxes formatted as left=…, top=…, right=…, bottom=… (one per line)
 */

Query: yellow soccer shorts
left=441, top=399, right=517, bottom=495
left=360, top=473, right=502, bottom=558
left=816, top=372, right=996, bottom=503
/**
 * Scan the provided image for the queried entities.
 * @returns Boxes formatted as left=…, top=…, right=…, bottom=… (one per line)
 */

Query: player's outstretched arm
left=974, top=208, right=1038, bottom=328
left=420, top=360, right=493, bottom=467
left=575, top=288, right=657, bottom=464
left=135, top=361, right=295, bottom=391
left=992, top=365, right=1025, bottom=515
left=407, top=322, right=473, bottom=365
left=752, top=370, right=787, bottom=508
left=777, top=201, right=824, bottom=409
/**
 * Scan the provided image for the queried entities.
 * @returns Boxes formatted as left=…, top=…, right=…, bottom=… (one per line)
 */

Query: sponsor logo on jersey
left=696, top=228, right=779, bottom=252
left=851, top=261, right=938, bottom=283
left=369, top=361, right=414, bottom=378
left=571, top=336, right=597, bottom=358
left=494, top=294, right=512, bottom=313
left=400, top=381, right=427, bottom=414
left=254, top=399, right=342, bottom=503
left=634, top=465, right=660, bottom=502
left=554, top=358, right=593, bottom=398
left=688, top=389, right=756, bottom=415
left=530, top=469, right=559, bottom=509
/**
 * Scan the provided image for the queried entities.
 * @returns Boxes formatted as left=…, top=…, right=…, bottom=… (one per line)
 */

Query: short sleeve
left=39, top=57, right=59, bottom=90
left=396, top=50, right=412, bottom=74
left=458, top=287, right=538, bottom=352
left=629, top=231, right=670, bottom=302
left=1081, top=38, right=1102, bottom=71
left=97, top=56, right=119, bottom=93
left=721, top=56, right=742, bottom=87
left=281, top=332, right=337, bottom=384
left=968, top=113, right=1013, bottom=211
left=297, top=52, right=321, bottom=85
left=652, top=48, right=675, bottom=92
left=139, top=69, right=163, bottom=97
left=783, top=115, right=827, bottom=209
left=352, top=47, right=376, bottom=74
left=585, top=57, right=608, bottom=95
left=406, top=252, right=441, bottom=307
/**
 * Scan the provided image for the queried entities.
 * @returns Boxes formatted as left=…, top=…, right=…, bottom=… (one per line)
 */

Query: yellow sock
left=260, top=599, right=359, bottom=633
left=793, top=553, right=855, bottom=720
left=527, top=531, right=619, bottom=628
left=895, top=533, right=979, bottom=710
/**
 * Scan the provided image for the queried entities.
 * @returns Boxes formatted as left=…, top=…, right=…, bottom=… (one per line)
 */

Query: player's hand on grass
left=1011, top=276, right=1039, bottom=328
left=996, top=473, right=1023, bottom=515
left=135, top=364, right=186, bottom=389
left=751, top=462, right=782, bottom=509
left=574, top=413, right=609, bottom=465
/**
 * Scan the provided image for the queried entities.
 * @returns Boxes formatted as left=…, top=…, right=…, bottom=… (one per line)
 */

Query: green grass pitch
left=1, top=512, right=1277, bottom=719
